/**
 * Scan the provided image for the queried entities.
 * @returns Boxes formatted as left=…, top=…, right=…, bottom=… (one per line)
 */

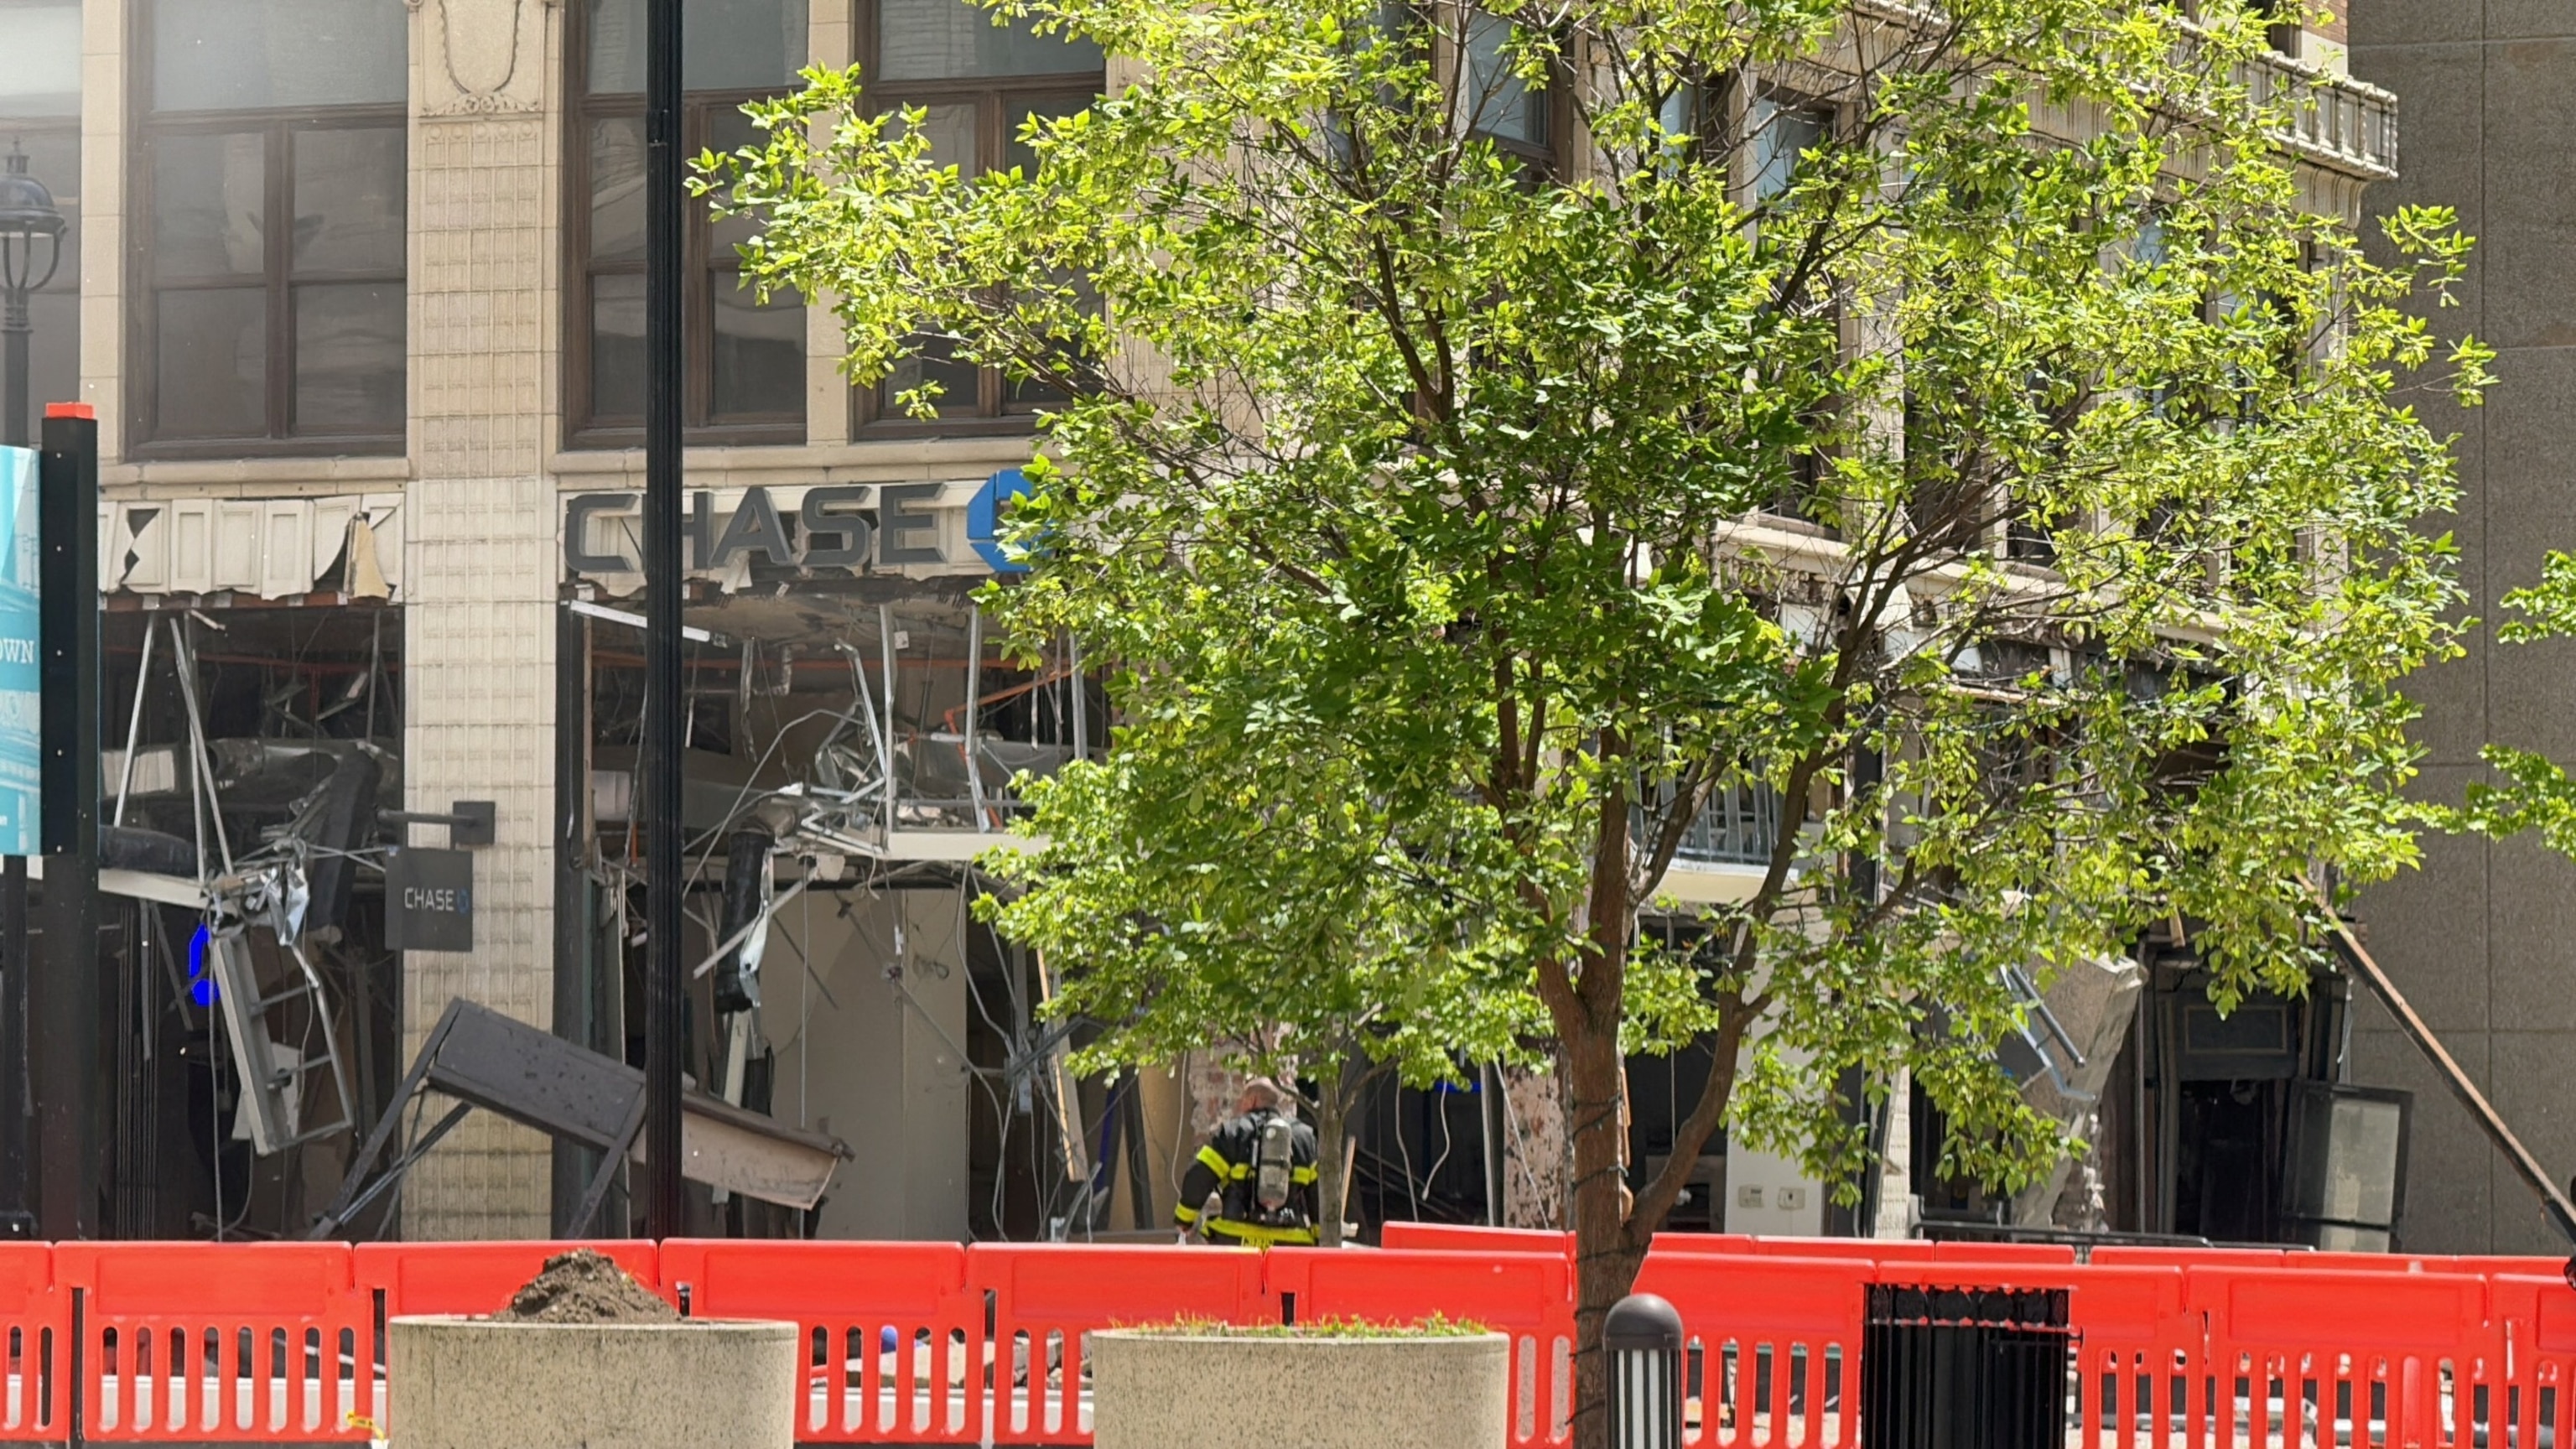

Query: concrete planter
left=388, top=1316, right=798, bottom=1449
left=1092, top=1330, right=1510, bottom=1449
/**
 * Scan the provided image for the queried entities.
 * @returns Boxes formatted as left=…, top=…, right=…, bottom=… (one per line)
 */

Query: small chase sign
left=387, top=847, right=475, bottom=953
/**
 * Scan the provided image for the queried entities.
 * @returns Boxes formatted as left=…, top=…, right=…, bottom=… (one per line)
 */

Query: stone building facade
left=2348, top=0, right=2576, bottom=1256
left=0, top=0, right=2444, bottom=1247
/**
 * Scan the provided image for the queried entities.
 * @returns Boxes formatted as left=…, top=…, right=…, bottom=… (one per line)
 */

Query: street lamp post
left=0, top=140, right=64, bottom=1239
left=0, top=142, right=67, bottom=450
left=641, top=0, right=687, bottom=1239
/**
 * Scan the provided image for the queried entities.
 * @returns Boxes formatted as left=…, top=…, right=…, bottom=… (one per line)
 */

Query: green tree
left=719, top=0, right=2482, bottom=1432
left=979, top=621, right=1544, bottom=1246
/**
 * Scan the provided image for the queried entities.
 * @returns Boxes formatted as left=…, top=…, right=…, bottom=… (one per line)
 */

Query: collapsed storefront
left=0, top=478, right=2427, bottom=1249
left=0, top=474, right=1133, bottom=1244
left=0, top=493, right=410, bottom=1239
left=555, top=472, right=1113, bottom=1239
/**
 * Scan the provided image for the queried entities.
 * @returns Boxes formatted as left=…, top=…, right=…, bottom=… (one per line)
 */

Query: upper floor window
left=855, top=0, right=1104, bottom=432
left=1745, top=91, right=1836, bottom=528
left=132, top=0, right=408, bottom=454
left=569, top=0, right=811, bottom=448
left=1462, top=12, right=1548, bottom=158
left=0, top=0, right=80, bottom=444
left=1747, top=93, right=1827, bottom=208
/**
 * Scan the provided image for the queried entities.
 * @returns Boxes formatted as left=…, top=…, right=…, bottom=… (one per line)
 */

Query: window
left=0, top=0, right=80, bottom=443
left=1747, top=93, right=1826, bottom=208
left=569, top=0, right=812, bottom=447
left=1745, top=92, right=1836, bottom=527
left=854, top=0, right=1104, bottom=431
left=1462, top=12, right=1548, bottom=158
left=132, top=0, right=408, bottom=454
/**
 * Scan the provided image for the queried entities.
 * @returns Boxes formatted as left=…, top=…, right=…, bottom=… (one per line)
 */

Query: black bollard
left=1606, top=1292, right=1685, bottom=1449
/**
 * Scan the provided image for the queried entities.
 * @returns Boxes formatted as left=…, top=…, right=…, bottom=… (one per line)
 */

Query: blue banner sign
left=0, top=447, right=38, bottom=855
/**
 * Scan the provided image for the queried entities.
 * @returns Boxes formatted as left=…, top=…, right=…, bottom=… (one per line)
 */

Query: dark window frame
left=1456, top=8, right=1567, bottom=170
left=564, top=0, right=810, bottom=450
left=127, top=9, right=407, bottom=459
left=849, top=0, right=1101, bottom=437
left=1739, top=82, right=1841, bottom=533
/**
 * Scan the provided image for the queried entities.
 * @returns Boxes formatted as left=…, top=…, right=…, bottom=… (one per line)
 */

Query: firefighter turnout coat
left=1173, top=1109, right=1322, bottom=1245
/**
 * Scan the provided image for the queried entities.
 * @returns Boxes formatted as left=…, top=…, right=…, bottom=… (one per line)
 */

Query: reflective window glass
left=0, top=1, right=80, bottom=117
left=589, top=118, right=648, bottom=264
left=875, top=0, right=1104, bottom=82
left=3, top=121, right=80, bottom=442
left=571, top=0, right=807, bottom=441
left=1465, top=13, right=1545, bottom=149
left=710, top=284, right=804, bottom=416
left=858, top=3, right=1104, bottom=429
left=156, top=289, right=269, bottom=438
left=589, top=274, right=647, bottom=419
left=587, top=0, right=810, bottom=93
left=294, top=282, right=405, bottom=429
left=880, top=335, right=982, bottom=416
left=138, top=0, right=406, bottom=449
left=152, top=0, right=408, bottom=111
left=152, top=134, right=268, bottom=279
left=293, top=129, right=406, bottom=273
left=1750, top=96, right=1826, bottom=204
left=896, top=102, right=979, bottom=174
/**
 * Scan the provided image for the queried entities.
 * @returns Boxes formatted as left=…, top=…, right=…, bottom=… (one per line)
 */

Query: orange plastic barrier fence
left=1265, top=1248, right=1576, bottom=1447
left=350, top=1239, right=662, bottom=1442
left=2486, top=1273, right=2576, bottom=1449
left=1380, top=1223, right=1574, bottom=1255
left=2182, top=1263, right=2496, bottom=1449
left=60, top=1243, right=370, bottom=1442
left=12, top=1235, right=2576, bottom=1445
left=356, top=1239, right=663, bottom=1318
left=665, top=1240, right=978, bottom=1444
left=969, top=1244, right=1268, bottom=1444
left=1638, top=1247, right=2203, bottom=1449
left=1636, top=1250, right=1872, bottom=1449
left=0, top=1244, right=64, bottom=1441
left=1387, top=1224, right=2084, bottom=1268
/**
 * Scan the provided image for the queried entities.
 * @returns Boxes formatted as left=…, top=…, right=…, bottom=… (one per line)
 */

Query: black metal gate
left=1861, top=1284, right=2073, bottom=1449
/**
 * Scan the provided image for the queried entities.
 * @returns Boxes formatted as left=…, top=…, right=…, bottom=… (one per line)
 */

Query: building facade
left=2347, top=0, right=2576, bottom=1256
left=0, top=0, right=2431, bottom=1247
left=2, top=0, right=1150, bottom=1241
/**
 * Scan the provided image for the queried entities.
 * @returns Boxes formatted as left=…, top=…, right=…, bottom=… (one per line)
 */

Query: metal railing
left=1639, top=782, right=1783, bottom=870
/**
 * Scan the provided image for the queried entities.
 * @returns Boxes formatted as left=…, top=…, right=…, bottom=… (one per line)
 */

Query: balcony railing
left=2246, top=51, right=2398, bottom=181
left=1639, top=781, right=1783, bottom=870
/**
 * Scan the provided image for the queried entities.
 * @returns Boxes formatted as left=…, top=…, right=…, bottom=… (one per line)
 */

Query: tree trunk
left=1565, top=1025, right=1644, bottom=1449
left=1316, top=1081, right=1348, bottom=1248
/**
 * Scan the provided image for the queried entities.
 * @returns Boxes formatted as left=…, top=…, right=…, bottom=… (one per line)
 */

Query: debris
left=494, top=1249, right=677, bottom=1325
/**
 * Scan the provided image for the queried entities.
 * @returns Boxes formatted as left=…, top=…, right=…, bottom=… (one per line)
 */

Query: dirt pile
left=494, top=1248, right=678, bottom=1324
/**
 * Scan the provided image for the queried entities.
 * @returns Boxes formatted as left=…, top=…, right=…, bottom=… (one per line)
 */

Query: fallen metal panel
left=418, top=1001, right=641, bottom=1153
left=410, top=1000, right=849, bottom=1209
left=97, top=868, right=206, bottom=909
left=641, top=1098, right=844, bottom=1212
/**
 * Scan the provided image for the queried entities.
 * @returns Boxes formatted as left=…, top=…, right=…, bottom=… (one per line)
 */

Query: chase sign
left=563, top=471, right=1036, bottom=582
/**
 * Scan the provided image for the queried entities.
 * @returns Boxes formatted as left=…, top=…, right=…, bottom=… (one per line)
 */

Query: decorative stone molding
left=408, top=0, right=561, bottom=117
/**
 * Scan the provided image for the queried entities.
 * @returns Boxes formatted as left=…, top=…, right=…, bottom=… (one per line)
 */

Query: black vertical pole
left=0, top=860, right=25, bottom=1236
left=551, top=605, right=595, bottom=1236
left=1482, top=1061, right=1506, bottom=1227
left=3, top=314, right=25, bottom=448
left=641, top=0, right=688, bottom=1239
left=34, top=405, right=97, bottom=1242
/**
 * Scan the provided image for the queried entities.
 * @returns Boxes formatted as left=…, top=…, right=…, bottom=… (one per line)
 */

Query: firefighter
left=1173, top=1079, right=1321, bottom=1246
